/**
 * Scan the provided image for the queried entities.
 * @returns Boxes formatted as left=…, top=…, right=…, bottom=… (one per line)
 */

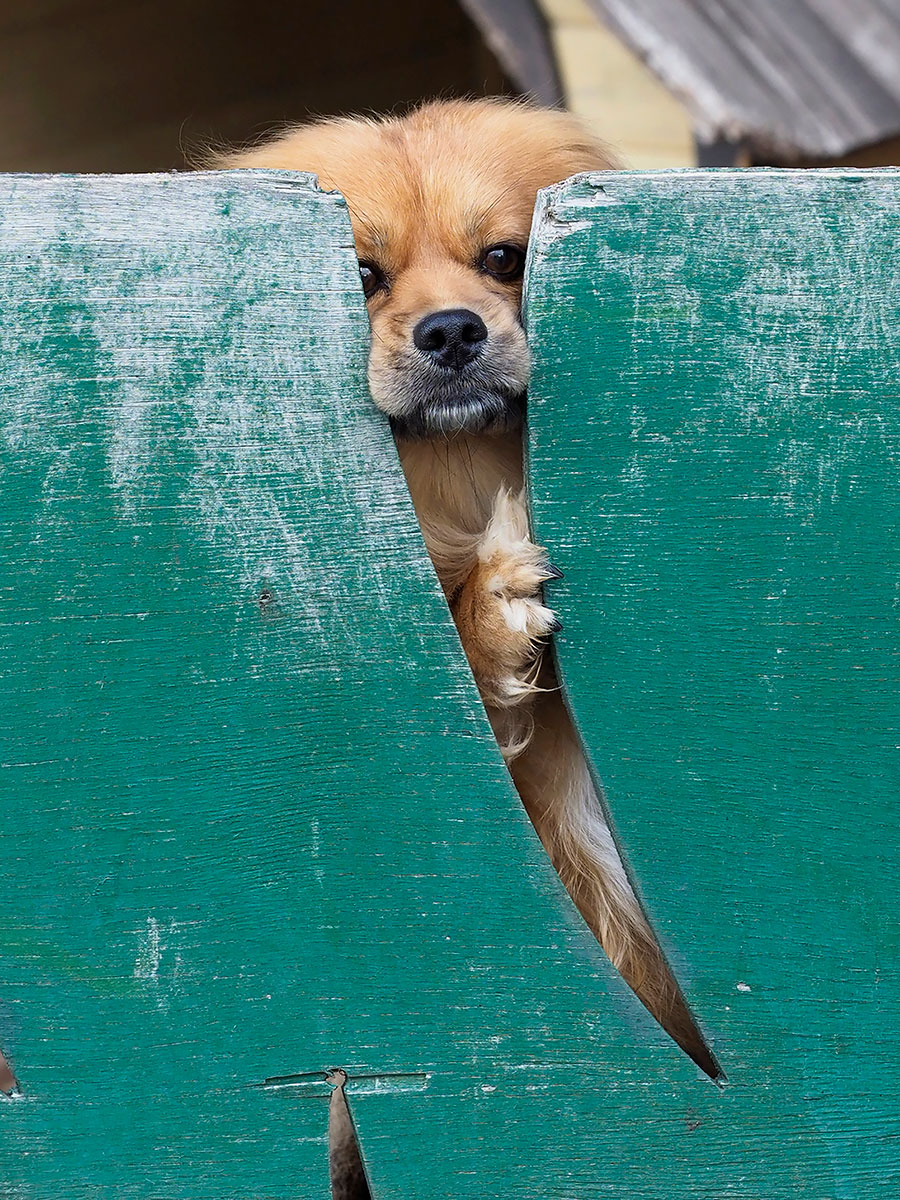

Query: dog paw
left=452, top=489, right=560, bottom=712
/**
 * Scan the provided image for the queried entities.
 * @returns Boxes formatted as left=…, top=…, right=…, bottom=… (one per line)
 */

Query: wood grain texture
left=525, top=168, right=900, bottom=1197
left=0, top=171, right=738, bottom=1198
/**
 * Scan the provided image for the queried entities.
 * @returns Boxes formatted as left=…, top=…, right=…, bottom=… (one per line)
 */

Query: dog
left=216, top=99, right=714, bottom=1102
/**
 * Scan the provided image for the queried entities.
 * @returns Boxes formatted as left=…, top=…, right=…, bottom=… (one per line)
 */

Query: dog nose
left=413, top=309, right=488, bottom=370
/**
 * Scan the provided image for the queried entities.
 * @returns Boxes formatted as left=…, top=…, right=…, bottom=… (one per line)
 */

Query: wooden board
left=6, top=166, right=896, bottom=1198
left=525, top=168, right=900, bottom=1198
left=0, top=171, right=732, bottom=1199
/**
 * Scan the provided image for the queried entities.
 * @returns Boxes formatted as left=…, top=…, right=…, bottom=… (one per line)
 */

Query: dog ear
left=194, top=125, right=319, bottom=172
left=464, top=101, right=619, bottom=180
left=557, top=137, right=619, bottom=174
left=539, top=112, right=620, bottom=174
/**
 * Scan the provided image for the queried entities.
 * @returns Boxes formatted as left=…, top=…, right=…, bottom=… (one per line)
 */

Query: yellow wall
left=540, top=0, right=695, bottom=168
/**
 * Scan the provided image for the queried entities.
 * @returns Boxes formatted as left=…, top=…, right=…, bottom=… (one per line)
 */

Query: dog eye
left=481, top=244, right=525, bottom=281
left=358, top=260, right=387, bottom=299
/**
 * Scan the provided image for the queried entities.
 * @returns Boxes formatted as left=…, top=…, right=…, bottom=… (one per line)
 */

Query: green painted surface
left=526, top=170, right=900, bottom=1197
left=4, top=169, right=896, bottom=1197
left=0, top=173, right=720, bottom=1199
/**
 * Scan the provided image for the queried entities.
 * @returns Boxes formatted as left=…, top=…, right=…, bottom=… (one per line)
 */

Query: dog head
left=222, top=99, right=613, bottom=438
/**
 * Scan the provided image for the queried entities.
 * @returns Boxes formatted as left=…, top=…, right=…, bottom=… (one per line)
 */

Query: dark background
left=0, top=0, right=513, bottom=171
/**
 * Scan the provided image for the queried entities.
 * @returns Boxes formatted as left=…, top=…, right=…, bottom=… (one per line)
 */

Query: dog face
left=224, top=100, right=613, bottom=438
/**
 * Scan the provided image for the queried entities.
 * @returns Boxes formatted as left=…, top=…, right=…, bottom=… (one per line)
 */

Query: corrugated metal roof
left=585, top=0, right=900, bottom=157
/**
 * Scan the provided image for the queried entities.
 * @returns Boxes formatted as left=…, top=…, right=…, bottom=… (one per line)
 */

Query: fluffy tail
left=507, top=684, right=718, bottom=1076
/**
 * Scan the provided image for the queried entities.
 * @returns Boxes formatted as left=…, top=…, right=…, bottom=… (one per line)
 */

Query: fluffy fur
left=217, top=99, right=713, bottom=1076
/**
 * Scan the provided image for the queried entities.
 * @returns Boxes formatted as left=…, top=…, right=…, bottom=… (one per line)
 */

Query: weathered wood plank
left=526, top=168, right=900, bottom=1197
left=8, top=166, right=896, bottom=1197
left=0, top=171, right=731, bottom=1199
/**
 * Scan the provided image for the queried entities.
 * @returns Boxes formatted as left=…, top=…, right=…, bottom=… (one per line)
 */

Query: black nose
left=413, top=308, right=488, bottom=370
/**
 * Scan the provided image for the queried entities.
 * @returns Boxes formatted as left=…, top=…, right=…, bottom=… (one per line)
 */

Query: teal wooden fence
left=1, top=169, right=897, bottom=1196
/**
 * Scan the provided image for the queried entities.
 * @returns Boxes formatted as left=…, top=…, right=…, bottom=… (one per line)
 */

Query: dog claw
left=548, top=617, right=563, bottom=634
left=544, top=563, right=564, bottom=580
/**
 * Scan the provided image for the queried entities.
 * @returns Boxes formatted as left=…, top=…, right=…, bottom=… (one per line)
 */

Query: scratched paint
left=0, top=175, right=432, bottom=654
left=5, top=168, right=897, bottom=1198
left=526, top=169, right=900, bottom=1198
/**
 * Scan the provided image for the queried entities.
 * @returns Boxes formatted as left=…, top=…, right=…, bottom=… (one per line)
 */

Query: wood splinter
left=0, top=1048, right=17, bottom=1095
left=327, top=1068, right=372, bottom=1200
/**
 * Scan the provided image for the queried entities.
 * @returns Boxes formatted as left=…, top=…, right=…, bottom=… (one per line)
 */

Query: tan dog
left=218, top=99, right=712, bottom=1075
